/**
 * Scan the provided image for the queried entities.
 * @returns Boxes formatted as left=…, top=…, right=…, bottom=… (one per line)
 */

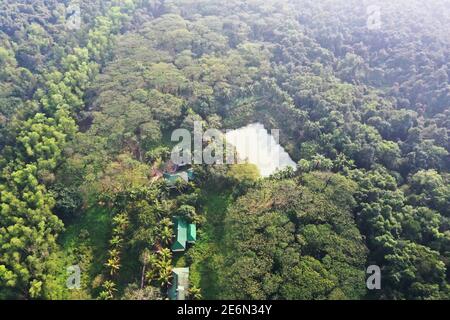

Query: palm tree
left=158, top=266, right=173, bottom=288
left=113, top=213, right=129, bottom=234
left=144, top=252, right=159, bottom=284
left=156, top=258, right=172, bottom=284
left=109, top=235, right=123, bottom=248
left=160, top=225, right=173, bottom=245
left=174, top=178, right=188, bottom=192
left=105, top=256, right=121, bottom=276
left=188, top=286, right=202, bottom=300
left=160, top=218, right=173, bottom=228
left=158, top=248, right=172, bottom=263
left=108, top=248, right=120, bottom=258
left=105, top=249, right=121, bottom=276
left=145, top=269, right=158, bottom=284
left=101, top=280, right=117, bottom=300
left=113, top=226, right=124, bottom=236
left=158, top=218, right=173, bottom=243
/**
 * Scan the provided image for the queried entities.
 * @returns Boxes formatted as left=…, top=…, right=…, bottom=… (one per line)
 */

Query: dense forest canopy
left=0, top=0, right=449, bottom=300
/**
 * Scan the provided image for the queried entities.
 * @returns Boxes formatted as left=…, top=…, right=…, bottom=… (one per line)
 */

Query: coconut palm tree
left=158, top=247, right=172, bottom=263
left=109, top=235, right=123, bottom=248
left=158, top=218, right=173, bottom=243
left=105, top=256, right=121, bottom=276
left=160, top=217, right=172, bottom=228
left=113, top=213, right=129, bottom=234
left=105, top=249, right=121, bottom=275
left=145, top=269, right=158, bottom=284
left=159, top=225, right=173, bottom=245
left=100, top=280, right=117, bottom=300
left=158, top=265, right=173, bottom=288
left=156, top=258, right=172, bottom=279
left=143, top=252, right=159, bottom=284
left=174, top=178, right=188, bottom=192
left=188, top=286, right=202, bottom=300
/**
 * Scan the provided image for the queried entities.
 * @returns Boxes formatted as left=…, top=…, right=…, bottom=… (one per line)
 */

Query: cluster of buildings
left=168, top=217, right=197, bottom=300
left=158, top=162, right=197, bottom=300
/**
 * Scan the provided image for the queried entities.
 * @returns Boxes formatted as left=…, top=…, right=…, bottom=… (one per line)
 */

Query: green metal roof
left=171, top=217, right=187, bottom=252
left=163, top=173, right=181, bottom=185
left=168, top=267, right=189, bottom=300
left=164, top=170, right=192, bottom=186
left=187, top=223, right=196, bottom=243
left=168, top=272, right=178, bottom=300
left=187, top=168, right=195, bottom=180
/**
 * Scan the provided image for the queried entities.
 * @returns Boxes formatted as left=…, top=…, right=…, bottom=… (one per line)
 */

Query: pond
left=225, top=123, right=297, bottom=177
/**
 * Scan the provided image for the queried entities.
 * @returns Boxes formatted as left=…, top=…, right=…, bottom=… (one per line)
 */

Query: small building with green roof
left=187, top=168, right=195, bottom=180
left=163, top=168, right=194, bottom=187
left=163, top=172, right=185, bottom=186
left=172, top=217, right=188, bottom=252
left=171, top=217, right=197, bottom=252
left=187, top=223, right=196, bottom=243
left=168, top=267, right=189, bottom=300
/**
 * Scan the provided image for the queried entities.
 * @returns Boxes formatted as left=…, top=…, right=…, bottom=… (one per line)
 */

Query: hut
left=171, top=217, right=196, bottom=252
left=168, top=267, right=189, bottom=300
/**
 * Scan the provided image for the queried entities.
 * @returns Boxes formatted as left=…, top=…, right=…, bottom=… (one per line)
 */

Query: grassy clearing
left=188, top=189, right=232, bottom=299
left=58, top=206, right=112, bottom=297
